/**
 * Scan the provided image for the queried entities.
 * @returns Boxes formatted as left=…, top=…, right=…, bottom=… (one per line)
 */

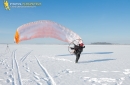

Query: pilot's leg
left=75, top=52, right=80, bottom=63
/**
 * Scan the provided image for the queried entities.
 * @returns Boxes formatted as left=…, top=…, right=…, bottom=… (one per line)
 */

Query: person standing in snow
left=71, top=43, right=85, bottom=63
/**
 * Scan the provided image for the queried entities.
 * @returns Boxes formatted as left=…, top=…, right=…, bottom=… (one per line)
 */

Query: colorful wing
left=14, top=20, right=83, bottom=44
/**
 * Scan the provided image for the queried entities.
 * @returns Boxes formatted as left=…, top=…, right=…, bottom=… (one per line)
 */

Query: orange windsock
left=14, top=30, right=19, bottom=44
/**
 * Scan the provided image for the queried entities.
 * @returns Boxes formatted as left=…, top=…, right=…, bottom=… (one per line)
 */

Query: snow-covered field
left=0, top=44, right=130, bottom=85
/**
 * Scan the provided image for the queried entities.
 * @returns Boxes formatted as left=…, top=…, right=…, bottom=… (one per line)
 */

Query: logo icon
left=4, top=0, right=10, bottom=10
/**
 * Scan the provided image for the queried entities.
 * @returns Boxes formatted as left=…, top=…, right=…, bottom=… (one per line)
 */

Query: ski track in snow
left=1, top=45, right=130, bottom=85
left=35, top=56, right=56, bottom=85
left=20, top=50, right=32, bottom=62
left=12, top=50, right=23, bottom=85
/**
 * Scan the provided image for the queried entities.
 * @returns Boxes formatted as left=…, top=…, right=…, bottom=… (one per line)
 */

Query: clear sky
left=0, top=0, right=130, bottom=44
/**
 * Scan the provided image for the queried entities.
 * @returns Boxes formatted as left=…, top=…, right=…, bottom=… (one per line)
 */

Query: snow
left=0, top=44, right=130, bottom=85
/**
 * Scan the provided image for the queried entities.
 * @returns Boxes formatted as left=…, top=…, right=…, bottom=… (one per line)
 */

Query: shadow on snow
left=79, top=58, right=116, bottom=64
left=82, top=52, right=113, bottom=54
left=57, top=52, right=113, bottom=56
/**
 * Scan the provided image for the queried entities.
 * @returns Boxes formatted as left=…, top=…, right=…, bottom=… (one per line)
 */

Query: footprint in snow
left=33, top=72, right=39, bottom=75
left=9, top=74, right=13, bottom=78
left=26, top=69, right=30, bottom=72
left=26, top=67, right=29, bottom=69
left=6, top=78, right=12, bottom=83
left=37, top=82, right=42, bottom=85
left=41, top=77, right=50, bottom=82
left=25, top=67, right=30, bottom=72
left=9, top=69, right=12, bottom=71
left=34, top=75, right=40, bottom=80
left=4, top=72, right=8, bottom=75
left=62, top=69, right=75, bottom=73
left=6, top=64, right=9, bottom=68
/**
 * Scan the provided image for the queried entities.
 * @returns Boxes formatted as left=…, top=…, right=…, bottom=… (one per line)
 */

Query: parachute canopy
left=14, top=20, right=83, bottom=44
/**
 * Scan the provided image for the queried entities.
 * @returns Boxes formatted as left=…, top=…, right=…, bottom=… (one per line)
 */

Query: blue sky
left=0, top=0, right=130, bottom=44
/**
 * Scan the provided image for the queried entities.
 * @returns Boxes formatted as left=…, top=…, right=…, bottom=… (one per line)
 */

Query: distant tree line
left=91, top=42, right=112, bottom=45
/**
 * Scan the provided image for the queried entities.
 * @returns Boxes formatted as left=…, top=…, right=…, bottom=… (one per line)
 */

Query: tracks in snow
left=11, top=49, right=56, bottom=85
left=20, top=50, right=33, bottom=62
left=35, top=56, right=56, bottom=85
left=1, top=47, right=57, bottom=85
left=12, top=50, right=23, bottom=85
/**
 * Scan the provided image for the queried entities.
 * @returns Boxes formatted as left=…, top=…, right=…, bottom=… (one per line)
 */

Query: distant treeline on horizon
left=91, top=42, right=114, bottom=45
